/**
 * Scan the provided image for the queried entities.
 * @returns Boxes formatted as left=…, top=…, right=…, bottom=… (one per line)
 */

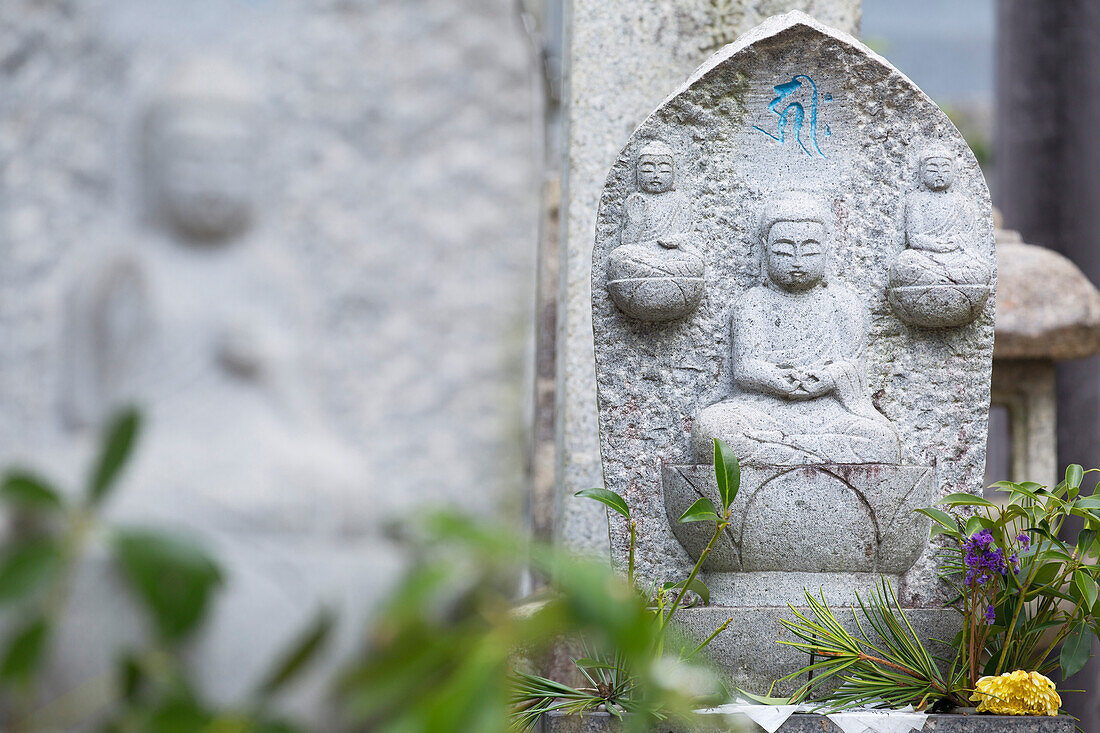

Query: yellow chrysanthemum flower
left=971, top=670, right=1061, bottom=716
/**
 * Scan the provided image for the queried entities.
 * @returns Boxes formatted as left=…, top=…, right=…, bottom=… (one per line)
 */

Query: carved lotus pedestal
left=663, top=464, right=936, bottom=581
left=887, top=283, right=991, bottom=328
left=606, top=244, right=705, bottom=322
left=661, top=462, right=951, bottom=694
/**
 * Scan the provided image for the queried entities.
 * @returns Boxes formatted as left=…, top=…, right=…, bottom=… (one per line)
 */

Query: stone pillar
left=996, top=2, right=1100, bottom=720
left=558, top=0, right=861, bottom=555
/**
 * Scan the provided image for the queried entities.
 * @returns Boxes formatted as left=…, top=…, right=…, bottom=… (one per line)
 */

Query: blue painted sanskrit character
left=753, top=75, right=831, bottom=157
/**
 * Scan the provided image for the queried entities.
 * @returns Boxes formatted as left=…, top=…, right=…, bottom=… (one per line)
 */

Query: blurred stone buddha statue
left=61, top=58, right=370, bottom=534
left=691, top=190, right=899, bottom=465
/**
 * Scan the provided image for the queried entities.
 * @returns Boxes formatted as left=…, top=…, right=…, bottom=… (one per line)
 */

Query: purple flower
left=1009, top=553, right=1020, bottom=573
left=1016, top=533, right=1031, bottom=549
left=984, top=604, right=996, bottom=624
left=962, top=530, right=1010, bottom=586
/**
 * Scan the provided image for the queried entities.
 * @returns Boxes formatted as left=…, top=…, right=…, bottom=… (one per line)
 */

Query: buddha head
left=144, top=59, right=258, bottom=242
left=636, top=140, right=675, bottom=194
left=757, top=190, right=832, bottom=292
left=919, top=145, right=955, bottom=192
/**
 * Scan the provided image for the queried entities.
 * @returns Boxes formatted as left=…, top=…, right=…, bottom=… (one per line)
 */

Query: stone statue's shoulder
left=65, top=242, right=143, bottom=297
left=827, top=279, right=860, bottom=301
left=667, top=189, right=691, bottom=207
left=826, top=281, right=869, bottom=321
left=732, top=284, right=772, bottom=316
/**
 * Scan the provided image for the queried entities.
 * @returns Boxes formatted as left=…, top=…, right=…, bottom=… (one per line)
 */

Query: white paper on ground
left=694, top=701, right=928, bottom=733
left=695, top=700, right=815, bottom=733
left=826, top=706, right=927, bottom=733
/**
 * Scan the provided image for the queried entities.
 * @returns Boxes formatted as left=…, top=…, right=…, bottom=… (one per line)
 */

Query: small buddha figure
left=891, top=146, right=991, bottom=287
left=886, top=146, right=992, bottom=327
left=691, top=190, right=900, bottom=465
left=606, top=140, right=705, bottom=322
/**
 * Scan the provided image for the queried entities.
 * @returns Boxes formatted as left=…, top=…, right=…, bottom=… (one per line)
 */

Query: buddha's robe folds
left=891, top=190, right=991, bottom=287
left=608, top=190, right=703, bottom=281
left=692, top=282, right=900, bottom=465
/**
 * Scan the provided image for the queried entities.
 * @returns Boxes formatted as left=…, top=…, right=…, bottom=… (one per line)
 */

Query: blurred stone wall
left=0, top=0, right=539, bottom=720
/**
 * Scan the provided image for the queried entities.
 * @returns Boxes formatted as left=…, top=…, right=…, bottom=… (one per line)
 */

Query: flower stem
left=627, top=520, right=636, bottom=584
left=665, top=512, right=729, bottom=623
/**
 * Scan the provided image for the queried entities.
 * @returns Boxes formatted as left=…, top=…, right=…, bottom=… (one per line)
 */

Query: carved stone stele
left=590, top=12, right=995, bottom=693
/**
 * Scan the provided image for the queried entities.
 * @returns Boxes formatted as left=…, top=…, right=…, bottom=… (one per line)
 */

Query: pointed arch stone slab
left=590, top=11, right=994, bottom=689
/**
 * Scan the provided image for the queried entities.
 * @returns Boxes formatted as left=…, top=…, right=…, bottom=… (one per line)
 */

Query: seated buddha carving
left=691, top=190, right=900, bottom=465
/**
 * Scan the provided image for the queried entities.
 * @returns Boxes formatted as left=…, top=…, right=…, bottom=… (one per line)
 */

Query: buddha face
left=765, top=220, right=828, bottom=292
left=637, top=154, right=674, bottom=193
left=147, top=105, right=254, bottom=242
left=921, top=156, right=954, bottom=192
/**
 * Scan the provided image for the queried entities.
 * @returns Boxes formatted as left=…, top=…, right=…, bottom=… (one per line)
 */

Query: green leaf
left=0, top=616, right=48, bottom=682
left=661, top=577, right=710, bottom=605
left=915, top=507, right=959, bottom=537
left=938, top=492, right=997, bottom=509
left=257, top=607, right=335, bottom=696
left=0, top=539, right=63, bottom=603
left=574, top=488, right=629, bottom=519
left=144, top=699, right=212, bottom=732
left=993, top=480, right=1044, bottom=504
left=1079, top=529, right=1098, bottom=557
left=117, top=652, right=144, bottom=701
left=1060, top=621, right=1091, bottom=679
left=87, top=408, right=141, bottom=506
left=712, top=438, right=740, bottom=514
left=1031, top=562, right=1062, bottom=588
left=1075, top=571, right=1099, bottom=611
left=678, top=497, right=720, bottom=524
left=1067, top=464, right=1085, bottom=493
left=964, top=515, right=984, bottom=537
left=0, top=472, right=63, bottom=512
left=113, top=529, right=222, bottom=641
left=735, top=688, right=793, bottom=705
left=573, top=657, right=622, bottom=672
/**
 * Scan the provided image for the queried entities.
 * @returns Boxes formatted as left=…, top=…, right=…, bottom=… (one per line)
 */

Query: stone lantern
left=990, top=225, right=1100, bottom=489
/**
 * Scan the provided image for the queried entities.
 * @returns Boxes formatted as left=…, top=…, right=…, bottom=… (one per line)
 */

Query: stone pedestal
left=675, top=606, right=958, bottom=695
left=664, top=463, right=935, bottom=581
left=543, top=711, right=1076, bottom=733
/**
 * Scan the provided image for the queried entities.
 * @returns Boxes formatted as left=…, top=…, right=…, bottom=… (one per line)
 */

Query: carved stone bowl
left=662, top=463, right=936, bottom=574
left=607, top=276, right=704, bottom=321
left=887, top=283, right=990, bottom=328
left=606, top=244, right=705, bottom=322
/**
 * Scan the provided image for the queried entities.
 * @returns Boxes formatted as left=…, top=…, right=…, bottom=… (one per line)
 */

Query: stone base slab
left=703, top=571, right=898, bottom=607
left=672, top=607, right=960, bottom=696
left=543, top=711, right=1075, bottom=733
